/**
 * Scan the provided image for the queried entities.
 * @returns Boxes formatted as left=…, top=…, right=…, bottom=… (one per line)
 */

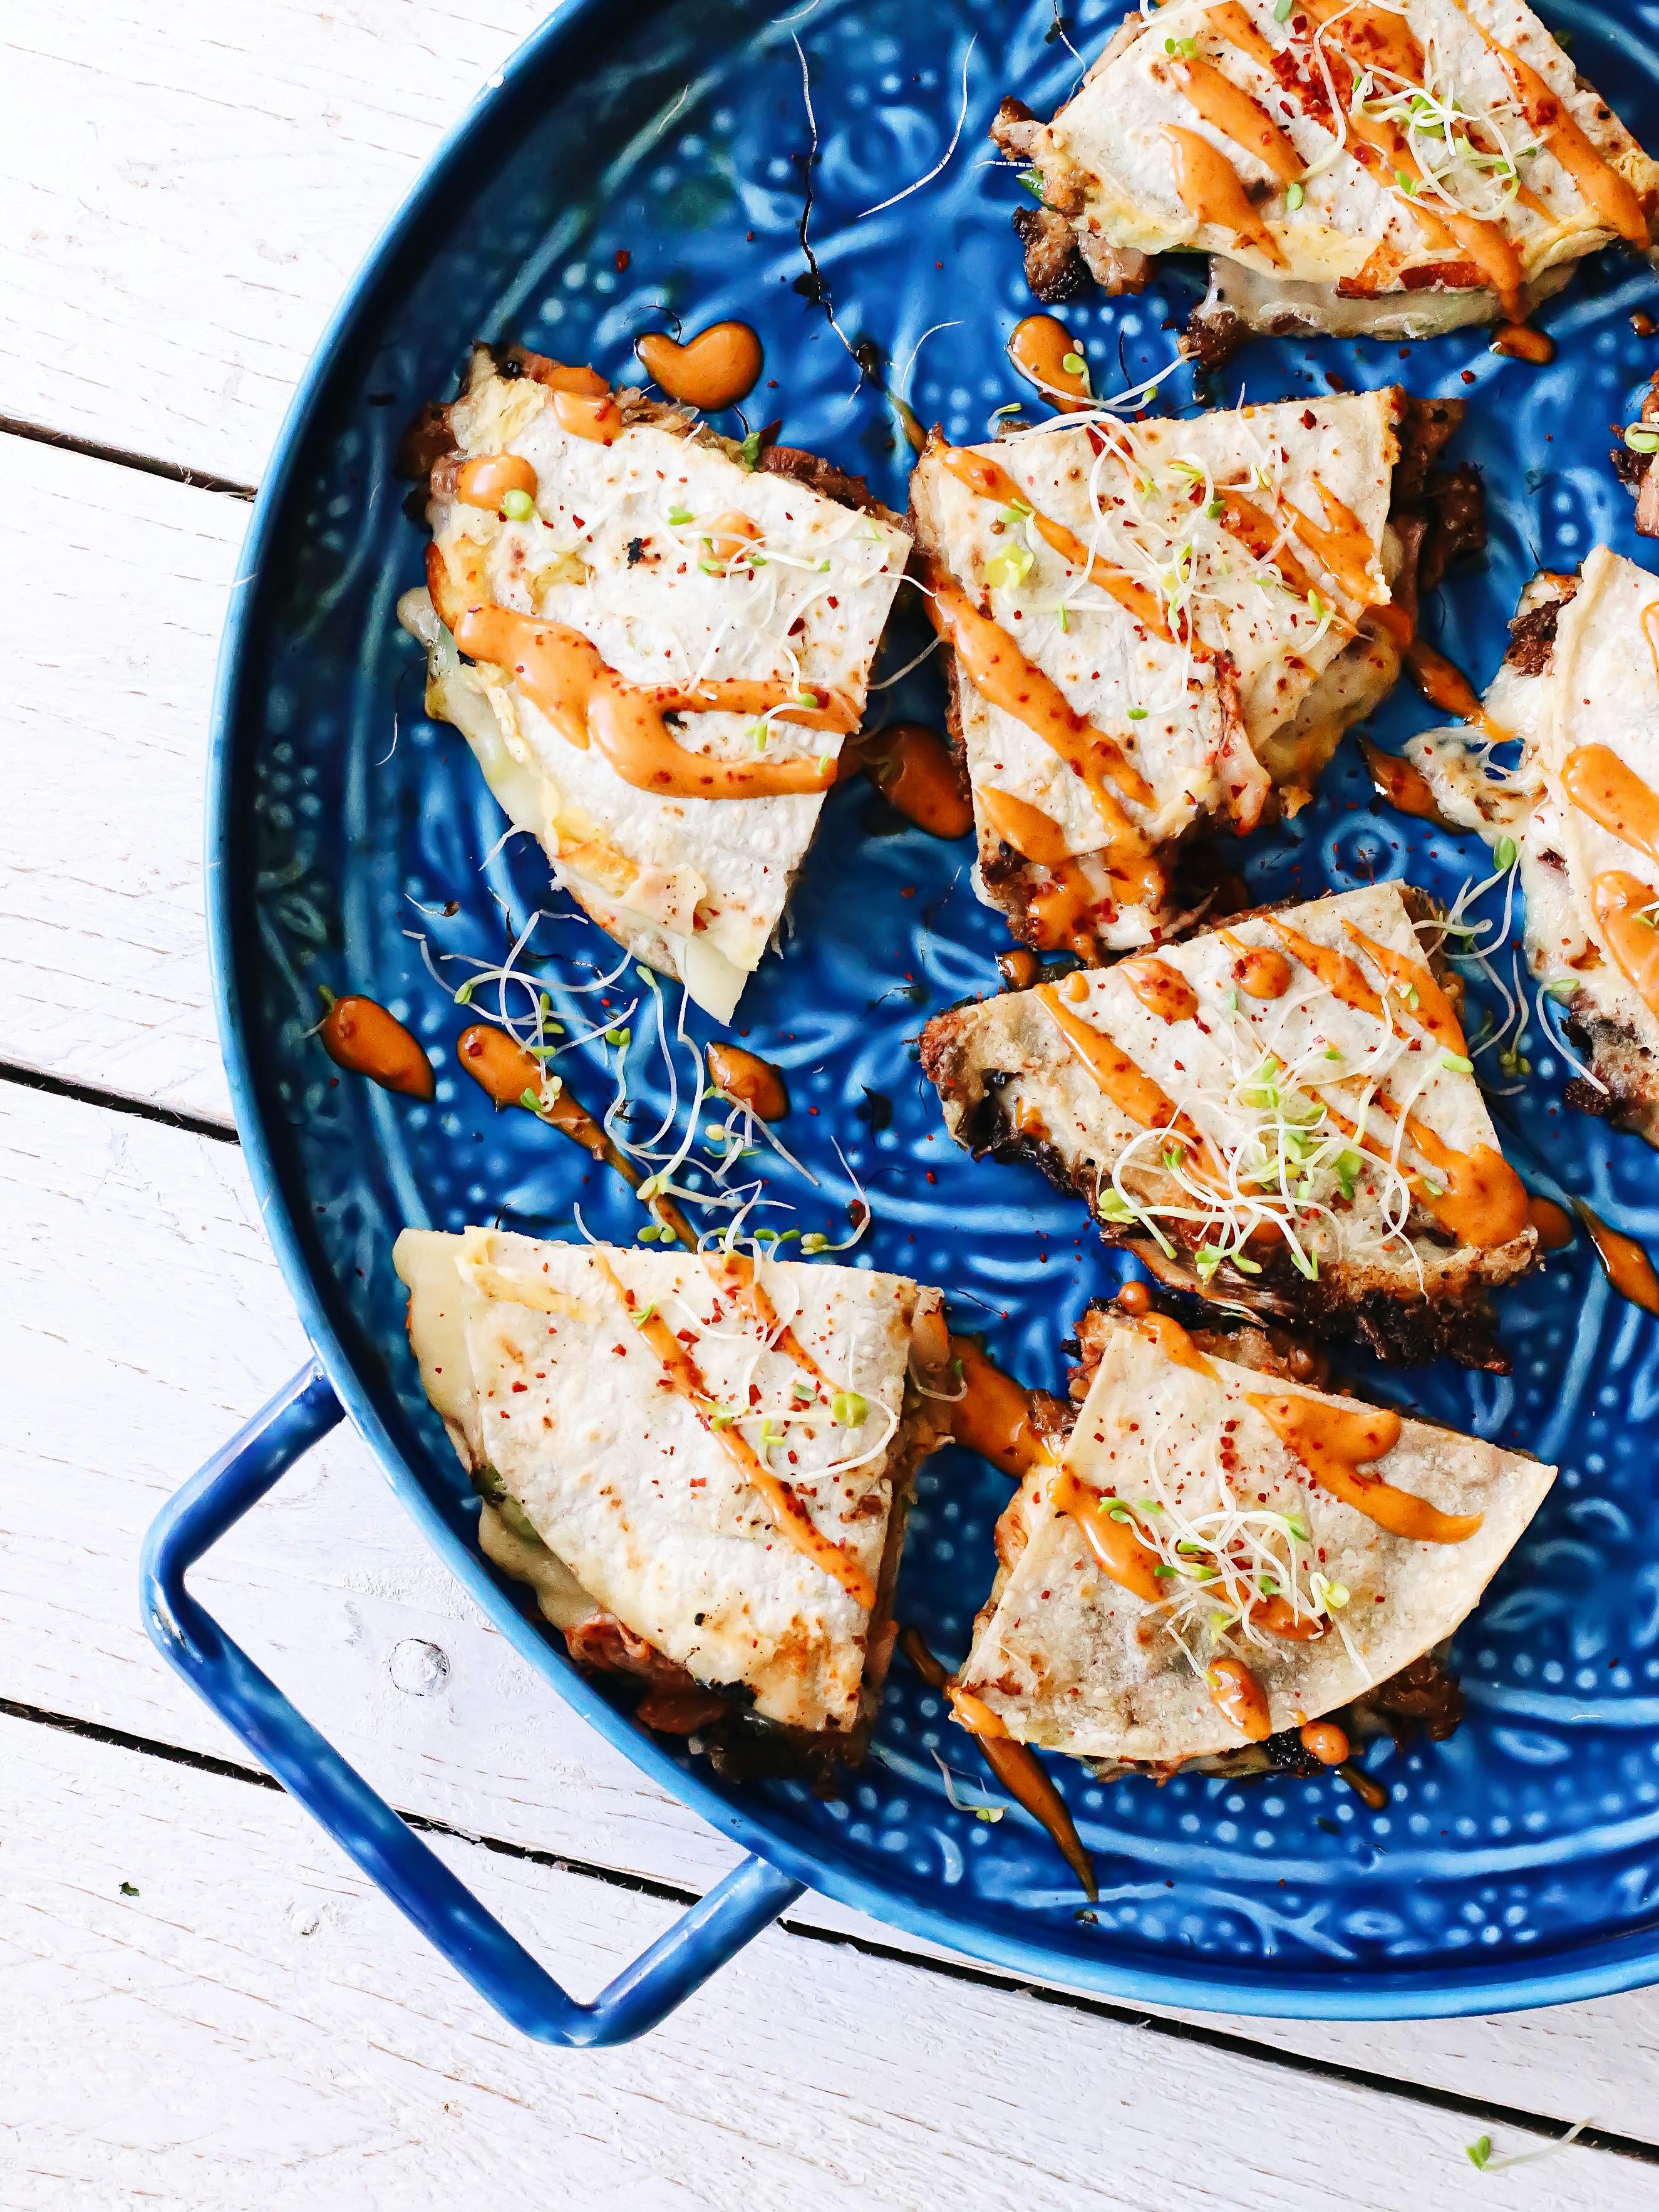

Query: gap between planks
left=8, top=1062, right=1659, bottom=2146
left=3, top=1688, right=1653, bottom=2175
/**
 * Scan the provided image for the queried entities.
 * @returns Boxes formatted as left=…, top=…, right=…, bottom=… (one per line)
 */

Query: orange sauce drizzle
left=946, top=1336, right=1056, bottom=1480
left=1171, top=57, right=1302, bottom=183
left=1000, top=948, right=1041, bottom=990
left=1492, top=46, right=1649, bottom=247
left=1204, top=0, right=1279, bottom=71
left=977, top=783, right=1165, bottom=921
left=1131, top=1309, right=1217, bottom=1378
left=456, top=453, right=539, bottom=510
left=1266, top=916, right=1385, bottom=1021
left=1299, top=0, right=1426, bottom=86
left=706, top=1041, right=789, bottom=1121
left=1380, top=1099, right=1530, bottom=1249
left=1038, top=984, right=1203, bottom=1153
left=1358, top=736, right=1447, bottom=824
left=1030, top=864, right=1111, bottom=955
left=452, top=604, right=850, bottom=800
left=1643, top=601, right=1659, bottom=686
left=978, top=783, right=1073, bottom=866
left=1207, top=1655, right=1272, bottom=1740
left=1294, top=18, right=1524, bottom=311
left=1248, top=1392, right=1482, bottom=1544
left=701, top=1249, right=828, bottom=1387
left=1124, top=958, right=1199, bottom=1024
left=1288, top=478, right=1407, bottom=641
left=1591, top=869, right=1659, bottom=1022
left=1219, top=929, right=1291, bottom=1000
left=1563, top=745, right=1659, bottom=872
left=1212, top=490, right=1326, bottom=607
left=1493, top=323, right=1556, bottom=364
left=1577, top=1204, right=1659, bottom=1315
left=923, top=564, right=1159, bottom=881
left=934, top=443, right=1174, bottom=643
left=456, top=1023, right=698, bottom=1249
left=893, top=1633, right=1095, bottom=1899
left=1008, top=315, right=1093, bottom=411
left=699, top=510, right=763, bottom=571
left=1526, top=1195, right=1574, bottom=1250
left=522, top=359, right=611, bottom=399
left=858, top=723, right=975, bottom=839
left=1163, top=124, right=1286, bottom=266
left=1403, top=638, right=1511, bottom=743
left=597, top=1261, right=876, bottom=1608
left=319, top=995, right=434, bottom=1099
left=1252, top=1594, right=1329, bottom=1642
left=635, top=322, right=763, bottom=410
left=1340, top=921, right=1468, bottom=1055
left=947, top=1685, right=1010, bottom=1736
left=1050, top=1469, right=1169, bottom=1603
left=552, top=386, right=623, bottom=444
left=1299, top=1718, right=1350, bottom=1765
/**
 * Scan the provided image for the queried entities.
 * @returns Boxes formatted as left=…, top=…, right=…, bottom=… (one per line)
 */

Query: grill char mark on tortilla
left=919, top=882, right=1536, bottom=1368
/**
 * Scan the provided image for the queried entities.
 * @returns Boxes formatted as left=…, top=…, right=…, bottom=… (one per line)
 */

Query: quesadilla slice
left=1409, top=545, right=1659, bottom=1147
left=994, top=0, right=1659, bottom=354
left=921, top=880, right=1537, bottom=1366
left=908, top=389, right=1458, bottom=957
left=952, top=1303, right=1555, bottom=1774
left=399, top=346, right=912, bottom=1023
left=393, top=1226, right=949, bottom=1768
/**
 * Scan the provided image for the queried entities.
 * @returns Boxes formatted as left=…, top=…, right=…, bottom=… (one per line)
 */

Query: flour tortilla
left=1011, top=0, right=1659, bottom=336
left=921, top=879, right=1536, bottom=1348
left=407, top=351, right=911, bottom=1021
left=394, top=1226, right=941, bottom=1734
left=908, top=392, right=1404, bottom=946
left=955, top=1313, right=1555, bottom=1762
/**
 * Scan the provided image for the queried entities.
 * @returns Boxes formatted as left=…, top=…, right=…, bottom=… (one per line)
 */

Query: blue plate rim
left=204, top=0, right=1659, bottom=2020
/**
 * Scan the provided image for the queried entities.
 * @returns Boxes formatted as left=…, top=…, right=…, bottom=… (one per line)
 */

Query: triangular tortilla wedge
left=921, top=880, right=1536, bottom=1367
left=954, top=1308, right=1555, bottom=1767
left=995, top=0, right=1659, bottom=353
left=394, top=1226, right=946, bottom=1747
left=907, top=391, right=1420, bottom=954
left=401, top=347, right=912, bottom=1023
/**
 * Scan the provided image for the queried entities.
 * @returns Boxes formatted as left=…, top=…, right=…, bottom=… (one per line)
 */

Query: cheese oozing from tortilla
left=405, top=351, right=911, bottom=1021
left=954, top=1311, right=1555, bottom=1763
left=921, top=880, right=1536, bottom=1349
left=394, top=1226, right=944, bottom=1733
left=907, top=391, right=1405, bottom=953
left=1011, top=0, right=1659, bottom=338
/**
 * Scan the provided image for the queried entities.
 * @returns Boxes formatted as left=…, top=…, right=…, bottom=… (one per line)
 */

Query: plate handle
left=139, top=1362, right=804, bottom=2044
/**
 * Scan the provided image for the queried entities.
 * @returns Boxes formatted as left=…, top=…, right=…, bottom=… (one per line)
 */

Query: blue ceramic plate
left=210, top=0, right=1659, bottom=2017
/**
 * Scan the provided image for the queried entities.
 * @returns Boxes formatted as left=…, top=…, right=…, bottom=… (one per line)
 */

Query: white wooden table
left=4, top=7, right=1659, bottom=2204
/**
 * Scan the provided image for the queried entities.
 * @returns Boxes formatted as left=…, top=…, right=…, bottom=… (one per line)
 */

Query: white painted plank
left=3, top=1713, right=1645, bottom=2212
left=6, top=1070, right=1659, bottom=2136
left=1, top=1, right=545, bottom=486
left=0, top=431, right=238, bottom=1120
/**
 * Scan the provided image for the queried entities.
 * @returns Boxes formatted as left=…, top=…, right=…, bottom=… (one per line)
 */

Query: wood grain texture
left=0, top=1, right=545, bottom=486
left=6, top=1072, right=1659, bottom=2140
left=0, top=431, right=238, bottom=1120
left=4, top=1713, right=1648, bottom=2212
